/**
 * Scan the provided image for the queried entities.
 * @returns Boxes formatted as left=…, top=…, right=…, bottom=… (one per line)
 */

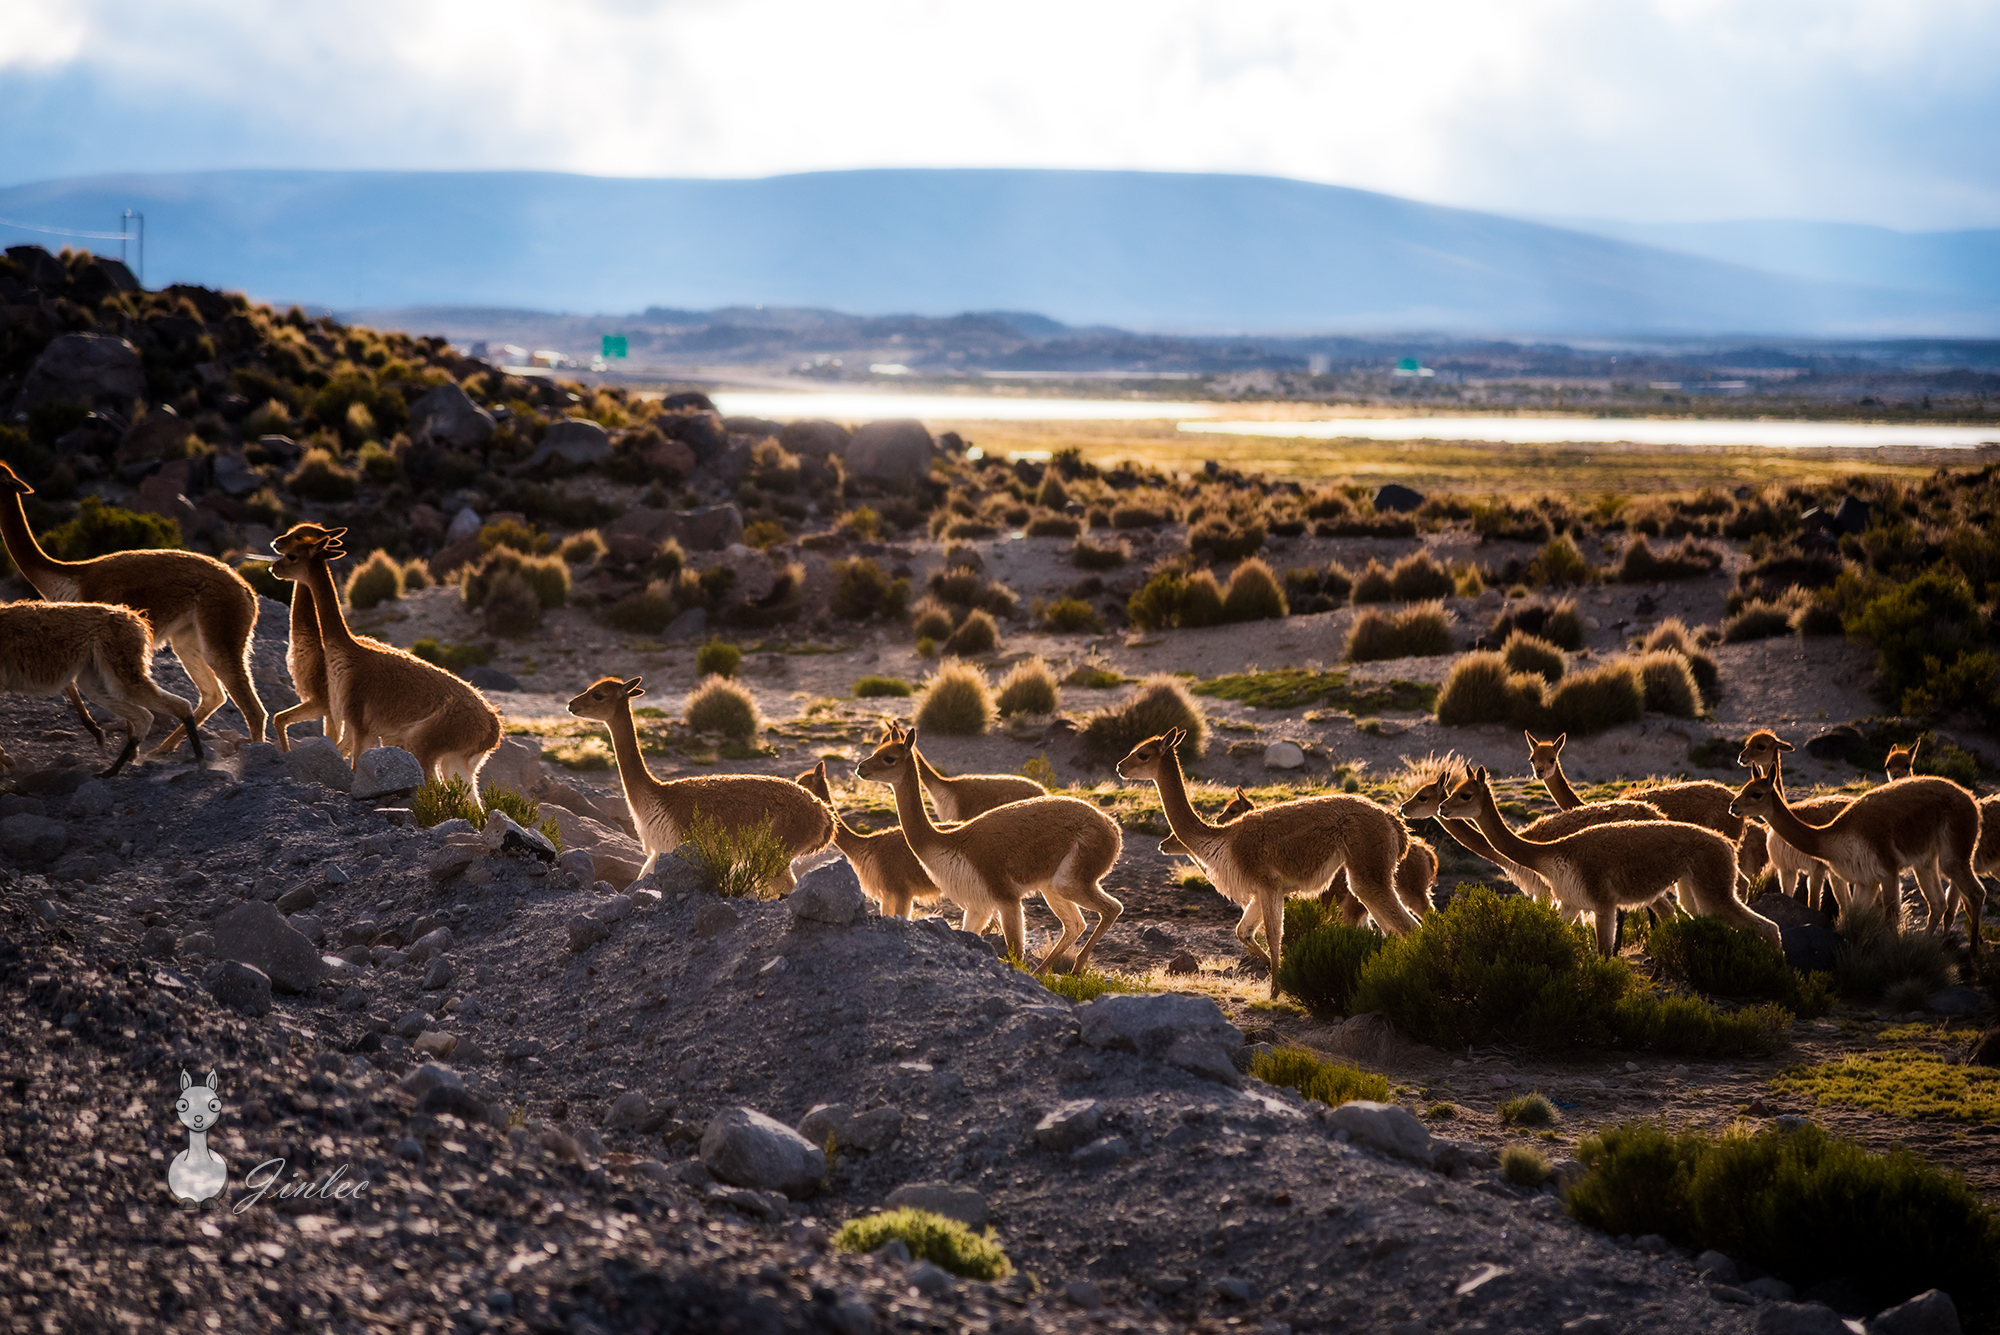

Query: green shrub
left=695, top=639, right=742, bottom=679
left=1072, top=536, right=1128, bottom=569
left=1275, top=918, right=1385, bottom=1015
left=40, top=495, right=180, bottom=560
left=1221, top=557, right=1288, bottom=622
left=411, top=638, right=492, bottom=671
left=1646, top=915, right=1832, bottom=1016
left=1345, top=601, right=1454, bottom=662
left=1188, top=516, right=1266, bottom=561
left=1250, top=1045, right=1390, bottom=1107
left=1501, top=632, right=1565, bottom=683
left=1487, top=597, right=1584, bottom=651
left=1039, top=597, right=1103, bottom=633
left=1642, top=619, right=1719, bottom=703
left=1723, top=600, right=1793, bottom=642
left=1435, top=652, right=1548, bottom=727
left=480, top=571, right=543, bottom=636
left=412, top=775, right=482, bottom=828
left=1126, top=567, right=1225, bottom=630
left=1065, top=662, right=1124, bottom=689
left=910, top=596, right=957, bottom=640
left=833, top=1209, right=1012, bottom=1281
left=1079, top=675, right=1207, bottom=763
left=1832, top=898, right=1955, bottom=1001
left=1635, top=650, right=1703, bottom=717
left=478, top=517, right=549, bottom=554
left=684, top=675, right=762, bottom=743
left=236, top=559, right=285, bottom=601
left=1607, top=993, right=1791, bottom=1057
left=343, top=549, right=403, bottom=610
left=603, top=578, right=675, bottom=634
left=1388, top=551, right=1456, bottom=601
left=1566, top=1122, right=2000, bottom=1327
left=1527, top=534, right=1592, bottom=587
left=915, top=658, right=996, bottom=736
left=1033, top=968, right=1135, bottom=1003
left=1545, top=661, right=1646, bottom=735
left=1350, top=559, right=1394, bottom=603
left=285, top=447, right=358, bottom=500
left=483, top=784, right=563, bottom=849
left=853, top=675, right=913, bottom=698
left=1618, top=536, right=1722, bottom=582
left=1499, top=1092, right=1558, bottom=1127
left=1848, top=565, right=1992, bottom=718
left=558, top=529, right=607, bottom=564
left=464, top=547, right=569, bottom=611
left=1501, top=1144, right=1552, bottom=1187
left=830, top=557, right=909, bottom=621
left=995, top=657, right=1060, bottom=717
left=679, top=813, right=794, bottom=899
left=742, top=519, right=788, bottom=549
left=942, top=608, right=999, bottom=656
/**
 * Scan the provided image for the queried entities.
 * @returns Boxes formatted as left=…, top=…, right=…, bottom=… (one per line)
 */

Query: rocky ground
left=2, top=520, right=1994, bottom=1335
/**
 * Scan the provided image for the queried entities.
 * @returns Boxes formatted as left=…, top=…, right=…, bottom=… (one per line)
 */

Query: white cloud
left=2, top=0, right=1996, bottom=227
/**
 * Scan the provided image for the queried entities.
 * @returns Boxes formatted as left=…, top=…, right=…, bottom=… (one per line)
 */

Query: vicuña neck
left=1438, top=814, right=1505, bottom=865
left=1463, top=789, right=1547, bottom=868
left=603, top=698, right=664, bottom=815
left=888, top=756, right=943, bottom=849
left=1150, top=751, right=1222, bottom=856
left=299, top=558, right=359, bottom=651
left=0, top=490, right=65, bottom=589
left=1542, top=760, right=1582, bottom=810
left=1755, top=786, right=1830, bottom=857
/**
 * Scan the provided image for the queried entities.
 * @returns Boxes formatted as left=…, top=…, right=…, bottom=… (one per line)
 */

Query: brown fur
left=0, top=460, right=265, bottom=752
left=795, top=759, right=941, bottom=918
left=907, top=742, right=1046, bottom=821
left=1444, top=765, right=1774, bottom=957
left=266, top=524, right=391, bottom=753
left=570, top=677, right=831, bottom=893
left=0, top=600, right=202, bottom=776
left=1118, top=729, right=1409, bottom=999
left=272, top=540, right=500, bottom=784
left=858, top=723, right=1122, bottom=971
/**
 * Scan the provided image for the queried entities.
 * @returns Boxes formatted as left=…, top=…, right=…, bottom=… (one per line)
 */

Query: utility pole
left=120, top=210, right=145, bottom=287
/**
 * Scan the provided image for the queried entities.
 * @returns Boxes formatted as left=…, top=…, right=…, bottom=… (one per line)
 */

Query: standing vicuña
left=270, top=536, right=500, bottom=783
left=904, top=736, right=1045, bottom=820
left=1441, top=765, right=1777, bottom=957
left=571, top=676, right=831, bottom=891
left=1118, top=729, right=1413, bottom=998
left=0, top=460, right=265, bottom=752
left=1527, top=729, right=1750, bottom=844
left=1736, top=729, right=1857, bottom=910
left=795, top=759, right=941, bottom=918
left=0, top=600, right=203, bottom=776
left=857, top=723, right=1122, bottom=971
left=266, top=523, right=392, bottom=753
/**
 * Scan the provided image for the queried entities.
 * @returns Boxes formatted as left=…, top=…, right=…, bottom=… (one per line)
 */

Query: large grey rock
left=845, top=419, right=934, bottom=481
left=541, top=806, right=643, bottom=882
left=211, top=451, right=265, bottom=497
left=285, top=736, right=353, bottom=792
left=203, top=960, right=273, bottom=1016
left=464, top=665, right=520, bottom=692
left=1869, top=1290, right=1961, bottom=1335
left=779, top=418, right=851, bottom=459
left=536, top=418, right=611, bottom=466
left=789, top=859, right=866, bottom=927
left=1756, top=1303, right=1853, bottom=1335
left=1326, top=1100, right=1433, bottom=1166
left=1372, top=483, right=1425, bottom=513
left=1034, top=1099, right=1103, bottom=1151
left=479, top=736, right=544, bottom=795
left=351, top=746, right=425, bottom=799
left=5, top=244, right=66, bottom=288
left=700, top=1107, right=825, bottom=1196
left=17, top=333, right=145, bottom=408
left=410, top=383, right=496, bottom=450
left=1263, top=741, right=1306, bottom=770
left=1, top=813, right=68, bottom=862
left=210, top=900, right=330, bottom=993
left=445, top=505, right=484, bottom=545
left=676, top=505, right=744, bottom=552
left=567, top=916, right=611, bottom=952
left=483, top=810, right=558, bottom=862
left=1077, top=992, right=1244, bottom=1086
left=398, top=1062, right=462, bottom=1099
left=885, top=1181, right=988, bottom=1227
left=63, top=779, right=113, bottom=819
left=556, top=848, right=596, bottom=885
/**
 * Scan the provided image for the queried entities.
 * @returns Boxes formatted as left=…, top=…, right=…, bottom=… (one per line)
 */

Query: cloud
left=1, top=0, right=1995, bottom=228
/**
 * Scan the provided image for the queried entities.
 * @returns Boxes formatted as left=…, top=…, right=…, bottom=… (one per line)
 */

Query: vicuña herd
left=0, top=482, right=1986, bottom=992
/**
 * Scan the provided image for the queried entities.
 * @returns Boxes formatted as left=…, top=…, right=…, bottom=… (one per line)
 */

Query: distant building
left=1392, top=357, right=1434, bottom=378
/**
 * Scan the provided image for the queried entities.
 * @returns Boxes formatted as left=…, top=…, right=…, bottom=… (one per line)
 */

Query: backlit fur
left=0, top=600, right=202, bottom=776
left=795, top=759, right=941, bottom=918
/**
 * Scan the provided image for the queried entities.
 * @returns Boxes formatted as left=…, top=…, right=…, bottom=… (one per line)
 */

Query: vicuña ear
left=1554, top=734, right=1566, bottom=753
left=1474, top=765, right=1489, bottom=781
left=1777, top=737, right=1795, bottom=752
left=623, top=677, right=645, bottom=697
left=1522, top=730, right=1537, bottom=747
left=905, top=726, right=919, bottom=748
left=180, top=1070, right=192, bottom=1091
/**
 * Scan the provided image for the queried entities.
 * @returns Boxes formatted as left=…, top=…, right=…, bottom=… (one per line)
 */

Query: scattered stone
left=1165, top=950, right=1200, bottom=975
left=209, top=900, right=330, bottom=993
left=1324, top=1101, right=1433, bottom=1166
left=423, top=958, right=455, bottom=990
left=141, top=925, right=177, bottom=959
left=483, top=810, right=558, bottom=862
left=1928, top=987, right=1990, bottom=1017
left=1372, top=483, right=1424, bottom=513
left=276, top=885, right=318, bottom=914
left=1755, top=1302, right=1852, bottom=1335
left=568, top=917, right=611, bottom=952
left=1695, top=1251, right=1739, bottom=1283
left=1745, top=1277, right=1797, bottom=1301
left=905, top=1261, right=955, bottom=1298
left=694, top=901, right=742, bottom=938
left=0, top=813, right=67, bottom=862
left=1868, top=1289, right=1961, bottom=1335
left=409, top=383, right=496, bottom=450
left=64, top=779, right=113, bottom=818
left=285, top=736, right=354, bottom=792
left=1070, top=1135, right=1130, bottom=1169
left=203, top=960, right=273, bottom=1016
left=790, top=858, right=867, bottom=927
left=557, top=848, right=596, bottom=885
left=535, top=417, right=611, bottom=466
left=1077, top=992, right=1243, bottom=1086
left=351, top=746, right=426, bottom=799
left=605, top=1091, right=654, bottom=1131
left=414, top=1031, right=458, bottom=1058
left=1212, top=1276, right=1257, bottom=1302
left=844, top=419, right=934, bottom=481
left=1034, top=1100, right=1103, bottom=1152
left=1063, top=1279, right=1102, bottom=1310
left=1262, top=741, right=1306, bottom=770
left=885, top=1182, right=988, bottom=1227
left=399, top=1063, right=462, bottom=1099
left=699, top=1107, right=827, bottom=1197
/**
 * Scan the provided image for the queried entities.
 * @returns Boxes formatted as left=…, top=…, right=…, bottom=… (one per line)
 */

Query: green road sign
left=1396, top=357, right=1420, bottom=371
left=602, top=335, right=628, bottom=358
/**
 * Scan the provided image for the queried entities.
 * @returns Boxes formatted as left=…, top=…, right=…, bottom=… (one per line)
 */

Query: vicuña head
left=1524, top=731, right=1566, bottom=781
left=1737, top=728, right=1794, bottom=776
left=176, top=1069, right=221, bottom=1131
left=569, top=675, right=644, bottom=722
left=1113, top=729, right=1184, bottom=782
left=0, top=460, right=32, bottom=495
left=855, top=720, right=916, bottom=781
left=1726, top=774, right=1783, bottom=821
left=1885, top=737, right=1920, bottom=782
left=272, top=522, right=347, bottom=556
left=1397, top=752, right=1466, bottom=819
left=1439, top=765, right=1492, bottom=819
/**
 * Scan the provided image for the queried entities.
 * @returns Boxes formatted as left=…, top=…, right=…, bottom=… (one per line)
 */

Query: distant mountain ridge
left=2, top=168, right=1994, bottom=336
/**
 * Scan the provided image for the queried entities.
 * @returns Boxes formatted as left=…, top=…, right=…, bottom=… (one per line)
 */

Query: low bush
left=942, top=608, right=999, bottom=656
left=1064, top=661, right=1125, bottom=689
left=1388, top=551, right=1457, bottom=601
left=1345, top=601, right=1454, bottom=662
left=1566, top=1122, right=2000, bottom=1327
left=853, top=675, right=913, bottom=698
left=1275, top=915, right=1385, bottom=1015
left=1221, top=557, right=1288, bottom=622
left=1646, top=915, right=1833, bottom=1016
left=684, top=675, right=762, bottom=743
left=910, top=596, right=957, bottom=641
left=558, top=529, right=606, bottom=564
left=1109, top=503, right=1168, bottom=529
left=399, top=557, right=431, bottom=591
left=833, top=1209, right=1012, bottom=1281
left=1722, top=599, right=1794, bottom=642
left=1501, top=1144, right=1552, bottom=1187
left=1250, top=1046, right=1390, bottom=1108
left=1187, top=516, right=1266, bottom=561
left=343, top=549, right=403, bottom=610
left=995, top=657, right=1060, bottom=717
left=464, top=548, right=569, bottom=611
left=478, top=518, right=548, bottom=554
left=1079, top=675, right=1207, bottom=763
left=679, top=813, right=794, bottom=899
left=479, top=571, right=542, bottom=636
left=286, top=447, right=358, bottom=501
left=915, top=658, right=997, bottom=736
left=928, top=565, right=1019, bottom=619
left=1501, top=631, right=1565, bottom=683
left=742, top=519, right=788, bottom=549
left=1526, top=534, right=1593, bottom=587
left=40, top=495, right=180, bottom=560
left=1485, top=597, right=1584, bottom=651
left=1832, top=898, right=1955, bottom=1001
left=1617, top=536, right=1722, bottom=582
left=1024, top=512, right=1081, bottom=538
left=1126, top=567, right=1224, bottom=630
left=1038, top=597, right=1103, bottom=633
left=412, top=775, right=482, bottom=828
left=603, top=578, right=675, bottom=634
left=1499, top=1092, right=1557, bottom=1127
left=1350, top=559, right=1394, bottom=604
left=695, top=639, right=742, bottom=679
left=1641, top=619, right=1719, bottom=703
left=1545, top=661, right=1646, bottom=735
left=411, top=638, right=492, bottom=671
left=830, top=557, right=909, bottom=621
left=1071, top=536, right=1129, bottom=569
left=1607, top=993, right=1791, bottom=1056
left=1635, top=649, right=1703, bottom=717
left=1435, top=652, right=1547, bottom=728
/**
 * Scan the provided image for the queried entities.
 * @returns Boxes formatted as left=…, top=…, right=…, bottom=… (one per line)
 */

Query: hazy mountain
left=2, top=168, right=1992, bottom=336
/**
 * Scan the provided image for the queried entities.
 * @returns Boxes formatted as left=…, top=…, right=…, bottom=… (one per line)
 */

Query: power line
left=0, top=216, right=137, bottom=241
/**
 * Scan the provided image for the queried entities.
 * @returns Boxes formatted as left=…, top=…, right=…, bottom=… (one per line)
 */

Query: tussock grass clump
left=1250, top=1046, right=1390, bottom=1108
left=1526, top=534, right=1593, bottom=587
left=1071, top=536, right=1129, bottom=569
left=910, top=596, right=957, bottom=641
left=695, top=639, right=742, bottom=679
left=1647, top=915, right=1831, bottom=1015
left=558, top=529, right=606, bottom=564
left=603, top=578, right=675, bottom=634
left=1832, top=898, right=1955, bottom=1001
left=1635, top=650, right=1703, bottom=717
left=1617, top=536, right=1722, bottom=582
left=286, top=447, right=358, bottom=501
left=1501, top=631, right=1565, bottom=683
left=1791, top=592, right=1845, bottom=637
left=1502, top=1144, right=1552, bottom=1187
left=1499, top=1092, right=1558, bottom=1127
left=1275, top=912, right=1385, bottom=1015
left=1350, top=559, right=1394, bottom=604
left=1388, top=551, right=1457, bottom=601
left=1079, top=675, right=1207, bottom=763
left=1038, top=597, right=1103, bottom=634
left=398, top=556, right=431, bottom=591
left=1126, top=566, right=1224, bottom=630
left=411, top=637, right=492, bottom=671
left=1723, top=599, right=1795, bottom=642
left=853, top=674, right=912, bottom=698
left=830, top=557, right=909, bottom=621
left=1109, top=503, right=1169, bottom=529
left=1064, top=661, right=1125, bottom=689
left=1566, top=1122, right=2000, bottom=1327
left=1024, top=512, right=1081, bottom=538
left=833, top=1209, right=1012, bottom=1281
left=683, top=675, right=762, bottom=743
left=478, top=517, right=548, bottom=554
left=1345, top=601, right=1454, bottom=662
left=1187, top=516, right=1266, bottom=561
left=680, top=813, right=793, bottom=899
left=995, top=657, right=1060, bottom=717
left=1641, top=619, right=1720, bottom=703
left=464, top=547, right=569, bottom=611
left=1221, top=557, right=1288, bottom=622
left=914, top=658, right=997, bottom=736
left=1544, top=661, right=1646, bottom=735
left=343, top=549, right=404, bottom=610
left=942, top=608, right=999, bottom=656
left=412, top=775, right=482, bottom=828
left=926, top=565, right=1017, bottom=618
left=1434, top=652, right=1548, bottom=727
left=1486, top=597, right=1584, bottom=651
left=479, top=571, right=543, bottom=637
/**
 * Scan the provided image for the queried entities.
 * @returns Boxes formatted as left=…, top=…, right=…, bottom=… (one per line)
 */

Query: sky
left=2, top=0, right=1997, bottom=232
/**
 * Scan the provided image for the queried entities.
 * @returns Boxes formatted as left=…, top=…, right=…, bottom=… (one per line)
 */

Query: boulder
left=530, top=774, right=635, bottom=836
left=677, top=505, right=744, bottom=552
left=463, top=665, right=520, bottom=692
left=1755, top=1303, right=1854, bottom=1335
left=602, top=506, right=680, bottom=546
left=700, top=1107, right=826, bottom=1197
left=1326, top=1100, right=1434, bottom=1165
left=212, top=452, right=265, bottom=497
left=398, top=1063, right=462, bottom=1099
left=845, top=419, right=934, bottom=481
left=1263, top=741, right=1306, bottom=770
left=351, top=747, right=425, bottom=799
left=203, top=960, right=273, bottom=1016
left=285, top=737, right=354, bottom=792
left=1372, top=483, right=1425, bottom=513
left=1868, top=1290, right=1961, bottom=1335
left=557, top=848, right=596, bottom=885
left=479, top=737, right=545, bottom=795
left=567, top=916, right=611, bottom=952
left=482, top=810, right=558, bottom=862
left=1804, top=724, right=1865, bottom=763
left=885, top=1181, right=988, bottom=1228
left=604, top=1091, right=655, bottom=1131
left=658, top=409, right=729, bottom=463
left=0, top=813, right=68, bottom=862
left=17, top=333, right=145, bottom=408
left=444, top=506, right=484, bottom=545
left=1781, top=924, right=1844, bottom=974
left=210, top=900, right=330, bottom=994
left=409, top=384, right=496, bottom=451
left=64, top=778, right=112, bottom=819
left=1034, top=1100, right=1103, bottom=1151
left=5, top=244, right=67, bottom=289
left=642, top=436, right=697, bottom=477
left=789, top=859, right=866, bottom=927
left=535, top=418, right=611, bottom=466
left=779, top=419, right=851, bottom=460
left=1077, top=992, right=1244, bottom=1086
